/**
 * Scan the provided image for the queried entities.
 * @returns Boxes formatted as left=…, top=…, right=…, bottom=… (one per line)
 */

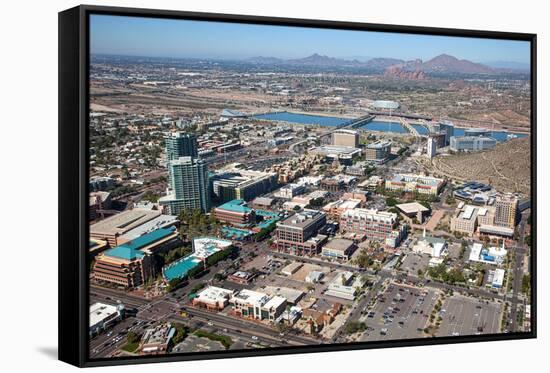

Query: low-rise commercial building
left=230, top=289, right=287, bottom=321
left=264, top=286, right=305, bottom=305
left=385, top=174, right=445, bottom=196
left=227, top=270, right=257, bottom=284
left=281, top=262, right=303, bottom=276
left=322, top=238, right=356, bottom=260
left=275, top=183, right=306, bottom=199
left=139, top=323, right=176, bottom=355
left=488, top=268, right=505, bottom=288
left=340, top=208, right=403, bottom=247
left=192, top=286, right=234, bottom=311
left=469, top=242, right=507, bottom=265
left=324, top=271, right=361, bottom=300
left=89, top=302, right=124, bottom=337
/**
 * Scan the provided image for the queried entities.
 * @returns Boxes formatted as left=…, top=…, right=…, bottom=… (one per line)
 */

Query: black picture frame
left=59, top=4, right=537, bottom=368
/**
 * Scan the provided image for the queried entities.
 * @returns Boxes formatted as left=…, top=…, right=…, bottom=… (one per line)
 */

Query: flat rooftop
left=390, top=174, right=444, bottom=187
left=341, top=208, right=397, bottom=223
left=90, top=302, right=119, bottom=327
left=323, top=238, right=355, bottom=252
left=367, top=140, right=391, bottom=149
left=232, top=289, right=270, bottom=306
left=396, top=202, right=430, bottom=215
left=277, top=209, right=325, bottom=229
left=103, top=227, right=177, bottom=260
left=312, top=145, right=361, bottom=156
left=90, top=209, right=161, bottom=236
left=215, top=199, right=253, bottom=214
left=195, top=286, right=234, bottom=303
left=262, top=295, right=286, bottom=310
left=119, top=214, right=179, bottom=242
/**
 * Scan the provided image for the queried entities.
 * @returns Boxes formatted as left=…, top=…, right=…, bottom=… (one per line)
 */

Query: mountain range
left=246, top=53, right=526, bottom=75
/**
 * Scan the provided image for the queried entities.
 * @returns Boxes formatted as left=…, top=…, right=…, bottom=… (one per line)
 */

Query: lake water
left=252, top=111, right=528, bottom=141
left=360, top=120, right=408, bottom=133
left=252, top=112, right=351, bottom=126
left=411, top=124, right=429, bottom=135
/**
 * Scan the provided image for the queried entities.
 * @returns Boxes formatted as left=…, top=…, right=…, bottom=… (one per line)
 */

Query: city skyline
left=85, top=13, right=533, bottom=360
left=90, top=15, right=530, bottom=65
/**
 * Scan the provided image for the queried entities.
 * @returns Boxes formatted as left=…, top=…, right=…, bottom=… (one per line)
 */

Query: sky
left=90, top=15, right=530, bottom=64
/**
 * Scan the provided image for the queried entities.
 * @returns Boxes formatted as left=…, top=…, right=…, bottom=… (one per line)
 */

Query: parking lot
left=360, top=284, right=439, bottom=342
left=400, top=252, right=430, bottom=275
left=172, top=334, right=226, bottom=353
left=436, top=295, right=502, bottom=337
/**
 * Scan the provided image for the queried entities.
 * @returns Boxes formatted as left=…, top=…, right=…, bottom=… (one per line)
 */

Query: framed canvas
left=59, top=4, right=536, bottom=367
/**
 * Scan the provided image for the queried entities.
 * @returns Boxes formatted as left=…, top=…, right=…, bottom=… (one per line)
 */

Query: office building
left=332, top=129, right=359, bottom=147
left=488, top=268, right=505, bottom=288
left=364, top=140, right=391, bottom=163
left=165, top=132, right=198, bottom=161
left=450, top=204, right=482, bottom=236
left=92, top=227, right=179, bottom=288
left=159, top=156, right=210, bottom=215
left=89, top=302, right=124, bottom=337
left=438, top=120, right=455, bottom=145
left=395, top=202, right=430, bottom=223
left=192, top=286, right=234, bottom=311
left=450, top=136, right=497, bottom=152
left=494, top=194, right=518, bottom=229
left=275, top=183, right=306, bottom=199
left=464, top=128, right=491, bottom=137
left=90, top=208, right=162, bottom=246
left=427, top=137, right=437, bottom=158
left=211, top=168, right=278, bottom=203
left=230, top=289, right=287, bottom=321
left=385, top=174, right=445, bottom=196
left=275, top=209, right=327, bottom=255
left=310, top=145, right=362, bottom=165
left=213, top=199, right=256, bottom=226
left=340, top=208, right=403, bottom=246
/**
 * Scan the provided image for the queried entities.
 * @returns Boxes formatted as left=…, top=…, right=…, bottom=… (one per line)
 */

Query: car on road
left=251, top=336, right=258, bottom=341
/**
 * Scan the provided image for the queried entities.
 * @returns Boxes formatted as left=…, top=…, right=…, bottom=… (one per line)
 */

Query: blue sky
left=90, top=15, right=530, bottom=64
